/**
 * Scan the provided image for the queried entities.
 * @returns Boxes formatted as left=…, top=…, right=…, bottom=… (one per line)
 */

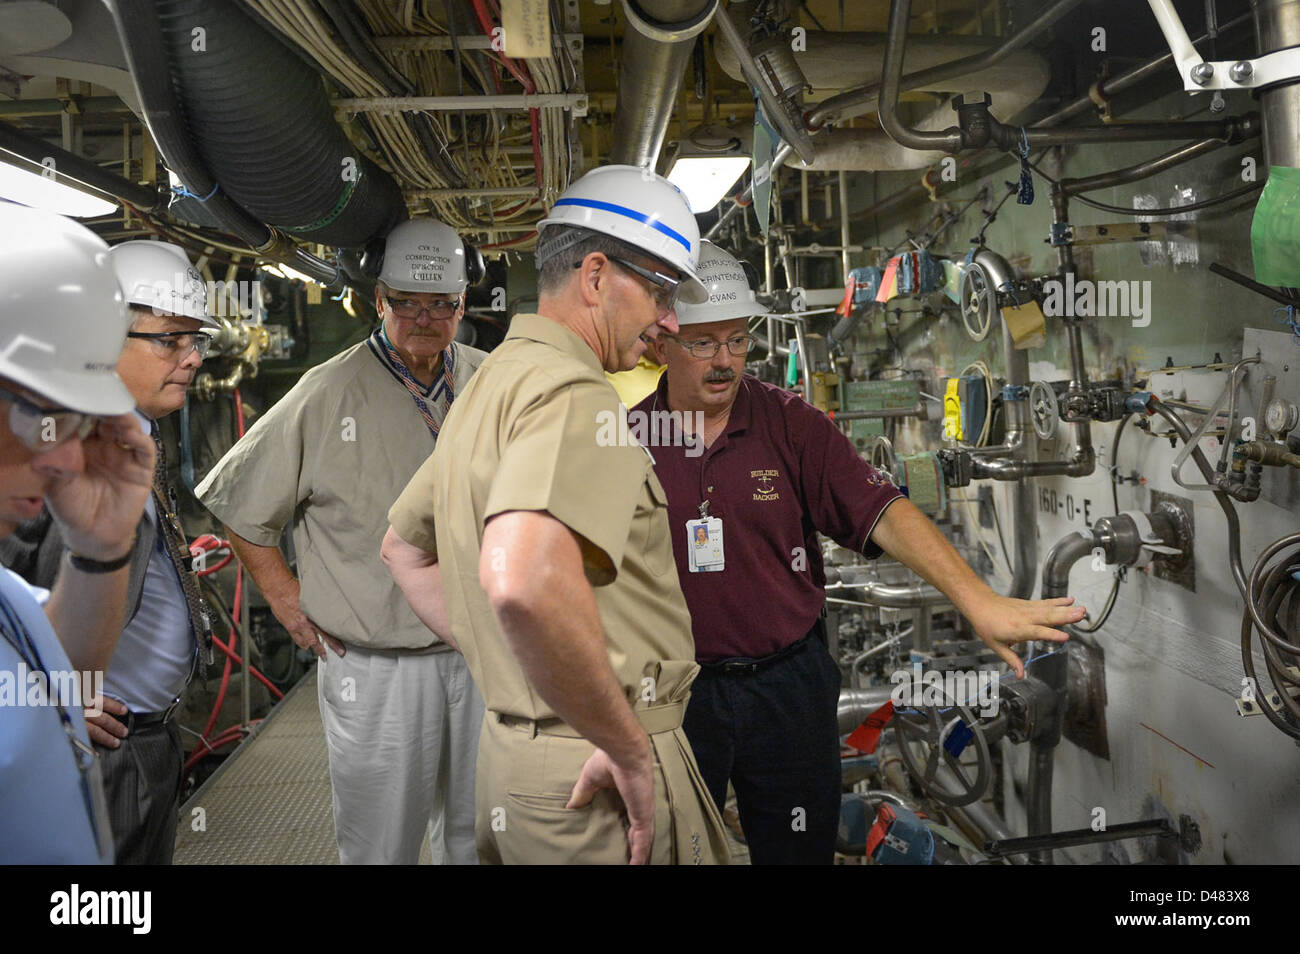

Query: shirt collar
left=506, top=314, right=604, bottom=376
left=653, top=372, right=752, bottom=436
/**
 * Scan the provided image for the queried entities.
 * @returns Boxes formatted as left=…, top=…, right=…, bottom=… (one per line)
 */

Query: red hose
left=210, top=632, right=285, bottom=701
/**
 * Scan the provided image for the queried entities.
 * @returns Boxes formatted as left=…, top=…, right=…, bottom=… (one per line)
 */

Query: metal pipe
left=1254, top=0, right=1300, bottom=170
left=0, top=119, right=164, bottom=212
left=609, top=0, right=717, bottom=168
left=1042, top=527, right=1101, bottom=600
left=706, top=141, right=793, bottom=239
left=877, top=0, right=1257, bottom=154
left=1151, top=400, right=1248, bottom=600
left=847, top=13, right=1254, bottom=224
left=1058, top=138, right=1230, bottom=195
left=808, top=0, right=1084, bottom=128
left=838, top=169, right=851, bottom=283
left=334, top=93, right=589, bottom=113
left=712, top=2, right=815, bottom=163
left=837, top=686, right=895, bottom=733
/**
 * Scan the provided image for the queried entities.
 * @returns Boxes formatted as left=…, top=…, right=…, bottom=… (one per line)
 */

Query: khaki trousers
left=474, top=701, right=731, bottom=865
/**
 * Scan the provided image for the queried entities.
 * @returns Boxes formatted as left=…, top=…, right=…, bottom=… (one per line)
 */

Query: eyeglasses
left=385, top=296, right=462, bottom=319
left=126, top=331, right=212, bottom=361
left=0, top=384, right=98, bottom=453
left=669, top=333, right=757, bottom=359
left=576, top=255, right=682, bottom=318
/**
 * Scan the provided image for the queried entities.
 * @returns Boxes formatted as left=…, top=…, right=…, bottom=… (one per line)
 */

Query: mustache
left=704, top=369, right=736, bottom=383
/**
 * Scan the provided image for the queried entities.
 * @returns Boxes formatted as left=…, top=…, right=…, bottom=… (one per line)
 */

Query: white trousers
left=317, top=645, right=484, bottom=864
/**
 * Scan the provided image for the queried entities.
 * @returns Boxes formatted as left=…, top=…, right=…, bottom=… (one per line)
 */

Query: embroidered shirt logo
left=752, top=469, right=780, bottom=501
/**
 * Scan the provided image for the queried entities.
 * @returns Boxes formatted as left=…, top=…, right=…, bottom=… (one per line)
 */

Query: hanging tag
left=846, top=700, right=895, bottom=754
left=686, top=517, right=725, bottom=573
left=500, top=0, right=551, bottom=58
left=1016, top=128, right=1034, bottom=205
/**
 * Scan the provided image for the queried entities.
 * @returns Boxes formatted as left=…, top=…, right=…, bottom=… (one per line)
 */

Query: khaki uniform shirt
left=388, top=314, right=729, bottom=864
left=196, top=338, right=486, bottom=650
left=389, top=314, right=696, bottom=717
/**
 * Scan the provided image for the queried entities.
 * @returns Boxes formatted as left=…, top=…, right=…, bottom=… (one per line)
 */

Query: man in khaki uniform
left=383, top=165, right=730, bottom=864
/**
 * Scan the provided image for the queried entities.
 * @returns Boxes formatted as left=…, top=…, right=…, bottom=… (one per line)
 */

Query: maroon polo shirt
left=632, top=374, right=904, bottom=662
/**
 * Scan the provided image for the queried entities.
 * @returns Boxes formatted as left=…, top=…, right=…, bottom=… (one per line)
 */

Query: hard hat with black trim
left=675, top=241, right=770, bottom=325
left=107, top=239, right=217, bottom=327
left=0, top=202, right=135, bottom=415
left=535, top=164, right=708, bottom=304
left=377, top=218, right=480, bottom=294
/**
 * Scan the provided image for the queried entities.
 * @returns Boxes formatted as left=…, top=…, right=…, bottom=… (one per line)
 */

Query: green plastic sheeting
left=1251, top=165, right=1300, bottom=286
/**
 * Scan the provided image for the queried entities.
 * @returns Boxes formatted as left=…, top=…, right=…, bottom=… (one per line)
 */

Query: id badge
left=686, top=517, right=725, bottom=573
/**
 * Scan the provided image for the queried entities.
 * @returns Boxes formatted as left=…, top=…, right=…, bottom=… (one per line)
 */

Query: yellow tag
left=501, top=0, right=550, bottom=58
left=306, top=283, right=322, bottom=305
left=943, top=378, right=961, bottom=441
left=1002, top=300, right=1047, bottom=350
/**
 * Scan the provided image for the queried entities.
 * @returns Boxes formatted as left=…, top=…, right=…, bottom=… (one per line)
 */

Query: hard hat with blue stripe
left=536, top=164, right=709, bottom=304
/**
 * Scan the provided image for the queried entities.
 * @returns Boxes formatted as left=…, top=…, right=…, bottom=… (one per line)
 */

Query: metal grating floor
left=174, top=669, right=342, bottom=864
left=173, top=667, right=739, bottom=865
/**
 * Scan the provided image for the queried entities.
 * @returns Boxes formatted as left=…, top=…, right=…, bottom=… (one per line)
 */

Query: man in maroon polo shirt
left=634, top=241, right=1085, bottom=864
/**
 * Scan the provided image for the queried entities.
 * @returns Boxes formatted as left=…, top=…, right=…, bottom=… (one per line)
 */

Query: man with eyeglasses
left=196, top=218, right=487, bottom=864
left=635, top=241, right=1084, bottom=864
left=3, top=238, right=219, bottom=864
left=0, top=203, right=157, bottom=863
left=384, top=166, right=732, bottom=864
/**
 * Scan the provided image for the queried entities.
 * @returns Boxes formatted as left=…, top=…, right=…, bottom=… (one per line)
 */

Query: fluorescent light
left=667, top=155, right=752, bottom=214
left=260, top=263, right=325, bottom=286
left=0, top=159, right=118, bottom=218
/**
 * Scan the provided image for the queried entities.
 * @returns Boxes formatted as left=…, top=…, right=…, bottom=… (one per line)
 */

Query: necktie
left=151, top=421, right=212, bottom=666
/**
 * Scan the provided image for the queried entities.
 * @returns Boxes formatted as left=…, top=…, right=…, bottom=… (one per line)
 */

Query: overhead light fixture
left=0, top=157, right=118, bottom=218
left=260, top=262, right=325, bottom=286
left=666, top=124, right=752, bottom=214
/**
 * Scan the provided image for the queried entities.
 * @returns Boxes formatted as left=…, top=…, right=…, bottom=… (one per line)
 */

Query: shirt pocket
left=642, top=472, right=676, bottom=578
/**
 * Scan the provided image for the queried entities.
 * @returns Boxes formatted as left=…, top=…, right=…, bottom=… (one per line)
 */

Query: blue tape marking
left=553, top=197, right=692, bottom=253
left=171, top=183, right=219, bottom=203
left=943, top=720, right=975, bottom=758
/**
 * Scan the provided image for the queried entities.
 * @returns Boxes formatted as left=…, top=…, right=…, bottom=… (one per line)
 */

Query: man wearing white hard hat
left=636, top=241, right=1086, bottom=863
left=197, top=217, right=487, bottom=864
left=384, top=165, right=731, bottom=864
left=3, top=238, right=218, bottom=864
left=0, top=202, right=156, bottom=862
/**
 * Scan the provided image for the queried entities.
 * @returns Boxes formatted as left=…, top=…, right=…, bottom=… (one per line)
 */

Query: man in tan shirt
left=197, top=219, right=487, bottom=864
left=383, top=166, right=730, bottom=864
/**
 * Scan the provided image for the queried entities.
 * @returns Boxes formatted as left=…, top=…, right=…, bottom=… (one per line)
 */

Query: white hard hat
left=378, top=218, right=472, bottom=294
left=536, top=164, right=708, bottom=304
left=107, top=240, right=214, bottom=326
left=675, top=241, right=769, bottom=326
left=0, top=202, right=135, bottom=415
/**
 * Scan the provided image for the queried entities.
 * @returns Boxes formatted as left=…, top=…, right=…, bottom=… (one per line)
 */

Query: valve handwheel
left=869, top=435, right=899, bottom=485
left=893, top=689, right=993, bottom=807
left=957, top=261, right=995, bottom=342
left=1028, top=380, right=1060, bottom=440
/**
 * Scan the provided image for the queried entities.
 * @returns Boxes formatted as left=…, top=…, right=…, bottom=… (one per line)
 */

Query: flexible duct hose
left=134, top=0, right=405, bottom=248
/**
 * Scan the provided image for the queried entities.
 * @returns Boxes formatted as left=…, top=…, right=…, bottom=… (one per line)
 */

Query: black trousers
left=683, top=623, right=843, bottom=865
left=95, top=721, right=184, bottom=865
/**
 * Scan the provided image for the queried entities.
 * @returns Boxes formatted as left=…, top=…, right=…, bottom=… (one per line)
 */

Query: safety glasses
left=126, top=331, right=212, bottom=362
left=574, top=255, right=683, bottom=318
left=0, top=384, right=97, bottom=452
left=385, top=296, right=462, bottom=319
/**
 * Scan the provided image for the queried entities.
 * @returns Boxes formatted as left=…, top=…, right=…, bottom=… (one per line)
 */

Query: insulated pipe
left=878, top=0, right=1258, bottom=154
left=0, top=119, right=163, bottom=212
left=808, top=0, right=1082, bottom=129
left=609, top=0, right=716, bottom=168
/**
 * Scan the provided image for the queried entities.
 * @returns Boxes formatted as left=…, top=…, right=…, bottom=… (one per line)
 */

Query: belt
left=494, top=701, right=685, bottom=740
left=698, top=622, right=823, bottom=675
left=108, top=698, right=181, bottom=731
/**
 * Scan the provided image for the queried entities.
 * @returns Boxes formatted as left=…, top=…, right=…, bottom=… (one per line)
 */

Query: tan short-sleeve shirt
left=196, top=338, right=485, bottom=650
left=388, top=314, right=697, bottom=720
